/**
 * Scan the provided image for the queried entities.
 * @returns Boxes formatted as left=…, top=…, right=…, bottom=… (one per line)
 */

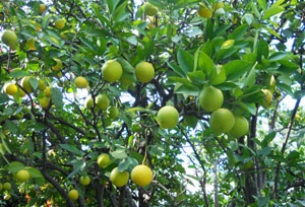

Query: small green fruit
left=96, top=94, right=110, bottom=110
left=229, top=116, right=249, bottom=138
left=209, top=108, right=235, bottom=134
left=157, top=106, right=179, bottom=129
left=110, top=167, right=129, bottom=187
left=199, top=86, right=223, bottom=112
left=135, top=62, right=155, bottom=83
left=97, top=153, right=110, bottom=168
left=102, top=60, right=123, bottom=82
left=80, top=175, right=91, bottom=186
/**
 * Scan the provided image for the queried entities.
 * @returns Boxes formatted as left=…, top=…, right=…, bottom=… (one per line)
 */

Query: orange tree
left=0, top=0, right=305, bottom=206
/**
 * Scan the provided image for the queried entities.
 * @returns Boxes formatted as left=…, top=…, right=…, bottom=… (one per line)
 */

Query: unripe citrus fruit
left=209, top=108, right=235, bottom=134
left=16, top=87, right=26, bottom=97
left=40, top=4, right=47, bottom=13
left=68, top=189, right=79, bottom=201
left=4, top=194, right=11, bottom=200
left=52, top=58, right=62, bottom=71
left=102, top=60, right=123, bottom=82
left=199, top=86, right=223, bottom=112
left=110, top=167, right=129, bottom=187
left=38, top=79, right=47, bottom=91
left=55, top=19, right=65, bottom=29
left=198, top=7, right=213, bottom=18
left=44, top=87, right=51, bottom=97
left=2, top=30, right=17, bottom=48
left=97, top=153, right=110, bottom=168
left=75, top=76, right=89, bottom=88
left=3, top=182, right=11, bottom=190
left=4, top=83, right=18, bottom=95
left=135, top=62, right=155, bottom=83
left=96, top=94, right=110, bottom=110
left=85, top=97, right=93, bottom=109
left=16, top=169, right=30, bottom=182
left=229, top=116, right=249, bottom=138
left=26, top=38, right=36, bottom=51
left=39, top=97, right=50, bottom=109
left=108, top=106, right=119, bottom=119
left=80, top=175, right=91, bottom=186
left=213, top=2, right=224, bottom=11
left=262, top=89, right=272, bottom=107
left=157, top=106, right=179, bottom=129
left=21, top=76, right=35, bottom=93
left=131, top=165, right=153, bottom=187
left=144, top=3, right=158, bottom=16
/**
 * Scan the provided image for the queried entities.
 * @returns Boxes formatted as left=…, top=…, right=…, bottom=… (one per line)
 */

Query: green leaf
left=117, top=58, right=134, bottom=73
left=51, top=88, right=63, bottom=109
left=187, top=71, right=206, bottom=85
left=177, top=48, right=194, bottom=73
left=59, top=144, right=85, bottom=156
left=224, top=60, right=252, bottom=80
left=263, top=5, right=284, bottom=19
left=111, top=149, right=127, bottom=159
left=197, top=52, right=214, bottom=75
left=257, top=0, right=267, bottom=10
left=9, top=70, right=29, bottom=78
left=229, top=24, right=248, bottom=40
left=113, top=1, right=129, bottom=22
left=7, top=161, right=25, bottom=173
left=118, top=157, right=138, bottom=172
left=174, top=83, right=200, bottom=98
left=243, top=63, right=257, bottom=87
left=257, top=39, right=269, bottom=61
left=26, top=167, right=43, bottom=178
left=107, top=0, right=120, bottom=14
left=29, top=77, right=39, bottom=90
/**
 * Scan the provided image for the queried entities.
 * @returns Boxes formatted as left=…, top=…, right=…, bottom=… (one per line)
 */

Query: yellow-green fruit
left=270, top=75, right=276, bottom=88
left=0, top=183, right=2, bottom=191
left=4, top=194, right=11, bottom=200
left=144, top=3, right=158, bottom=16
left=4, top=83, right=18, bottom=95
left=262, top=89, right=273, bottom=107
left=44, top=87, right=51, bottom=97
left=157, top=106, right=179, bottom=129
left=199, top=86, right=223, bottom=112
left=135, top=62, right=155, bottom=83
left=229, top=116, right=249, bottom=137
left=96, top=94, right=110, bottom=110
left=16, top=169, right=30, bottom=182
left=21, top=76, right=35, bottom=93
left=198, top=7, right=213, bottom=18
left=80, top=175, right=91, bottom=186
left=3, top=182, right=11, bottom=190
left=75, top=76, right=89, bottom=88
left=210, top=108, right=235, bottom=134
left=131, top=165, right=153, bottom=187
left=39, top=97, right=50, bottom=109
left=40, top=4, right=47, bottom=13
left=52, top=58, right=62, bottom=71
left=102, top=60, right=123, bottom=82
left=26, top=38, right=36, bottom=51
left=110, top=167, right=129, bottom=187
left=97, top=153, right=110, bottom=168
left=55, top=19, right=65, bottom=29
left=38, top=79, right=47, bottom=91
left=213, top=2, right=224, bottom=11
left=68, top=189, right=79, bottom=201
left=2, top=30, right=17, bottom=48
left=85, top=97, right=93, bottom=109
left=108, top=106, right=119, bottom=119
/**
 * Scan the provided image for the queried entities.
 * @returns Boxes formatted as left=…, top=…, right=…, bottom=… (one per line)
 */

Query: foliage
left=0, top=0, right=305, bottom=206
